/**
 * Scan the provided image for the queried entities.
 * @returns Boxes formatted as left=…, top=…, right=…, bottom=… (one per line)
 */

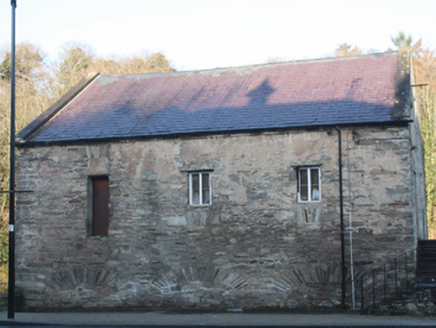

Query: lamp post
left=8, top=0, right=17, bottom=319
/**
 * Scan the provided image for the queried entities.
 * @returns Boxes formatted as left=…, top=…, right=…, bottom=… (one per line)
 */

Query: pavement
left=0, top=310, right=435, bottom=327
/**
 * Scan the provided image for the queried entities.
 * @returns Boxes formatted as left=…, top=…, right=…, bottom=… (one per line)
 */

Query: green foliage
left=415, top=84, right=436, bottom=237
left=334, top=43, right=363, bottom=57
left=0, top=205, right=8, bottom=267
left=0, top=43, right=45, bottom=82
left=55, top=42, right=95, bottom=96
left=389, top=33, right=436, bottom=237
left=391, top=31, right=413, bottom=50
left=0, top=54, right=11, bottom=80
left=50, top=43, right=175, bottom=98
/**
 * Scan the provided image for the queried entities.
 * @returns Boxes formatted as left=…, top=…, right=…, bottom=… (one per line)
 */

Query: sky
left=0, top=0, right=435, bottom=71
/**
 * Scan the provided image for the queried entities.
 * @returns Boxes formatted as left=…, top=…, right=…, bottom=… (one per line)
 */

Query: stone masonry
left=15, top=125, right=419, bottom=310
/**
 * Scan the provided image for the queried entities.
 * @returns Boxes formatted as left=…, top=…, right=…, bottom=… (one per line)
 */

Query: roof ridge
left=100, top=51, right=399, bottom=80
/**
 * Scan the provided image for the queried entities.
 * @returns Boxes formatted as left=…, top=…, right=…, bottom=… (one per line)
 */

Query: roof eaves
left=16, top=73, right=100, bottom=144
left=17, top=119, right=412, bottom=148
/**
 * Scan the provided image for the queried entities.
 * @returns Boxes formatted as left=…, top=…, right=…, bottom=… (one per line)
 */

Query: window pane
left=311, top=168, right=320, bottom=201
left=300, top=169, right=308, bottom=201
left=191, top=174, right=200, bottom=205
left=202, top=173, right=210, bottom=204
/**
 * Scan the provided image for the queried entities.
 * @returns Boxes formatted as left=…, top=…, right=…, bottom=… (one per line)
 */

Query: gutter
left=17, top=120, right=412, bottom=148
left=336, top=126, right=346, bottom=309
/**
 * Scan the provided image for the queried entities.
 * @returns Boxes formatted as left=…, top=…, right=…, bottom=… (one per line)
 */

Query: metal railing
left=353, top=251, right=414, bottom=313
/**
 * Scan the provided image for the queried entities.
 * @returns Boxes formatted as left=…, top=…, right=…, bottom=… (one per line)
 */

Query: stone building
left=15, top=51, right=426, bottom=310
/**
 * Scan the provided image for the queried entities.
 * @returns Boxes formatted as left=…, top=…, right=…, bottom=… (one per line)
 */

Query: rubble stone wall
left=16, top=126, right=418, bottom=310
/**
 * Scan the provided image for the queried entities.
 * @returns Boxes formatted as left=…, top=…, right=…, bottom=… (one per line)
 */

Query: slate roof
left=17, top=51, right=411, bottom=145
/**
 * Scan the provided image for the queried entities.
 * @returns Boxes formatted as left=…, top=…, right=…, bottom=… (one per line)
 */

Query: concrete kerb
left=0, top=311, right=436, bottom=327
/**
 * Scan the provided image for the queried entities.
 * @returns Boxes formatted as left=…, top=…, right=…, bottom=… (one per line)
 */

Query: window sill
left=189, top=204, right=212, bottom=208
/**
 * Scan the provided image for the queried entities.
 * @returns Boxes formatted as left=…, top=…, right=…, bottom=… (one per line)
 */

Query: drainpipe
left=336, top=126, right=346, bottom=309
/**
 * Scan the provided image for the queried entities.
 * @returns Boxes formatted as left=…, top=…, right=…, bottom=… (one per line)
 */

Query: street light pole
left=8, top=0, right=17, bottom=320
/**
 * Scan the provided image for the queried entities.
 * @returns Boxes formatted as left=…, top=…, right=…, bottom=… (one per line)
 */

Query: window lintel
left=291, top=164, right=323, bottom=170
left=181, top=168, right=214, bottom=173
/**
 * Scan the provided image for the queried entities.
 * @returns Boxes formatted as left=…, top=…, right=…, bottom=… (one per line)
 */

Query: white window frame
left=297, top=167, right=321, bottom=203
left=189, top=171, right=212, bottom=206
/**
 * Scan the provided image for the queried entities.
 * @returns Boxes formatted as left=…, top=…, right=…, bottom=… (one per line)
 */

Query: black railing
left=416, top=240, right=436, bottom=287
left=353, top=251, right=414, bottom=314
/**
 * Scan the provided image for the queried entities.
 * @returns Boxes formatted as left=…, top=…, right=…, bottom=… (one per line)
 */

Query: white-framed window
left=297, top=167, right=321, bottom=202
left=189, top=171, right=212, bottom=206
